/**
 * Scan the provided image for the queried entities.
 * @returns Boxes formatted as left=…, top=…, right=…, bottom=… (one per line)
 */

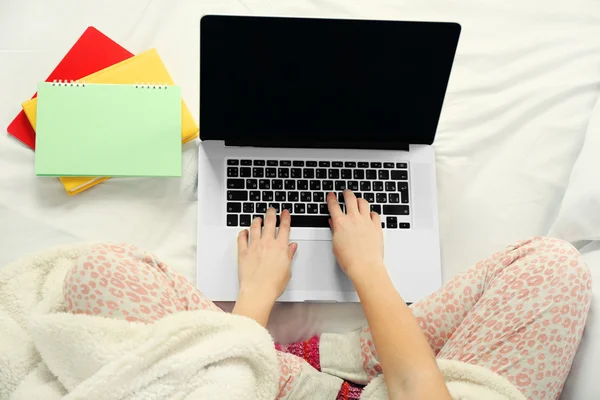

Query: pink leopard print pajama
left=64, top=236, right=591, bottom=400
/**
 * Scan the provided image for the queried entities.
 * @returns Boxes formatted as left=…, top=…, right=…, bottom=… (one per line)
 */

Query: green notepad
left=35, top=82, right=182, bottom=177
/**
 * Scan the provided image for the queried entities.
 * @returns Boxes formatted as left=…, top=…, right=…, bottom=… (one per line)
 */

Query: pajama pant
left=64, top=236, right=592, bottom=400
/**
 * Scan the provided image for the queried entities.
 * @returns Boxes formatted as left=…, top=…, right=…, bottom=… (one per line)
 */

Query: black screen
left=200, top=16, right=460, bottom=146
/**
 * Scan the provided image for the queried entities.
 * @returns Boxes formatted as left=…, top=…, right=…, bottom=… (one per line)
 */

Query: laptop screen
left=200, top=16, right=460, bottom=146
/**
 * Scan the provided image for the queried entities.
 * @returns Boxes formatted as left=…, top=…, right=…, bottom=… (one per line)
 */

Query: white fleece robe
left=0, top=244, right=526, bottom=400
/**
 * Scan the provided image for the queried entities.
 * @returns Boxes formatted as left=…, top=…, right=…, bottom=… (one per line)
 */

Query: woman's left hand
left=233, top=208, right=297, bottom=326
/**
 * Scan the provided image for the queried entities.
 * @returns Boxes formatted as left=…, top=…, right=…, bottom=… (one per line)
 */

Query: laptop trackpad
left=287, top=240, right=354, bottom=292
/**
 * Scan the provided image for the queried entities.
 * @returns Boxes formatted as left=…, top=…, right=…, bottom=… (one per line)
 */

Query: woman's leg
left=64, top=243, right=340, bottom=399
left=63, top=242, right=219, bottom=323
left=310, top=237, right=591, bottom=400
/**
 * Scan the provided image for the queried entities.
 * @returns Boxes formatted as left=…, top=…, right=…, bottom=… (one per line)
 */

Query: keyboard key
left=371, top=204, right=381, bottom=214
left=269, top=203, right=280, bottom=212
left=275, top=191, right=286, bottom=201
left=383, top=205, right=410, bottom=215
left=307, top=203, right=318, bottom=214
left=319, top=161, right=330, bottom=167
left=240, top=167, right=251, bottom=177
left=313, top=192, right=325, bottom=202
left=341, top=169, right=352, bottom=179
left=319, top=204, right=329, bottom=214
left=370, top=162, right=382, bottom=168
left=227, top=167, right=238, bottom=177
left=262, top=191, right=274, bottom=201
left=301, top=192, right=312, bottom=202
left=363, top=192, right=375, bottom=203
left=316, top=168, right=327, bottom=178
left=385, top=182, right=396, bottom=191
left=280, top=160, right=291, bottom=166
left=366, top=169, right=377, bottom=179
left=335, top=181, right=346, bottom=191
left=254, top=160, right=265, bottom=166
left=355, top=192, right=362, bottom=198
left=376, top=193, right=387, bottom=203
left=252, top=167, right=264, bottom=177
left=250, top=191, right=261, bottom=201
left=285, top=180, right=296, bottom=190
left=243, top=203, right=254, bottom=213
left=266, top=168, right=277, bottom=178
left=328, top=169, right=340, bottom=179
left=290, top=215, right=329, bottom=227
left=227, top=191, right=247, bottom=201
left=378, top=170, right=389, bottom=180
left=246, top=179, right=258, bottom=189
left=344, top=161, right=356, bottom=168
left=294, top=203, right=306, bottom=214
left=227, top=159, right=239, bottom=166
left=381, top=222, right=385, bottom=229
left=396, top=162, right=408, bottom=169
left=278, top=168, right=290, bottom=178
left=353, top=169, right=365, bottom=179
left=332, top=161, right=343, bottom=167
left=387, top=216, right=398, bottom=228
left=298, top=180, right=309, bottom=190
left=259, top=179, right=270, bottom=189
left=293, top=161, right=304, bottom=167
left=399, top=222, right=410, bottom=229
left=358, top=162, right=369, bottom=168
left=288, top=191, right=299, bottom=202
left=373, top=181, right=384, bottom=191
left=227, top=214, right=238, bottom=226
left=282, top=203, right=293, bottom=213
left=306, top=161, right=318, bottom=167
left=338, top=192, right=345, bottom=203
left=291, top=168, right=302, bottom=178
left=227, top=202, right=241, bottom=213
left=241, top=159, right=252, bottom=166
left=384, top=162, right=395, bottom=168
left=360, top=181, right=371, bottom=191
left=240, top=215, right=251, bottom=226
left=303, top=169, right=315, bottom=178
left=227, top=179, right=244, bottom=189
left=391, top=170, right=408, bottom=180
left=272, top=179, right=283, bottom=190
left=310, top=180, right=321, bottom=190
left=256, top=203, right=267, bottom=213
left=389, top=193, right=400, bottom=203
left=267, top=160, right=278, bottom=166
left=399, top=183, right=409, bottom=203
left=323, top=180, right=334, bottom=191
left=348, top=181, right=359, bottom=191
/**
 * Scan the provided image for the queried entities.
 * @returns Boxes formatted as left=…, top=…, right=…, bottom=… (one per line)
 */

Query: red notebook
left=6, top=26, right=133, bottom=149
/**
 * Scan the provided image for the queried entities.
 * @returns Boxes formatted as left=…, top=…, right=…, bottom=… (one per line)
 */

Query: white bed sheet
left=1, top=0, right=600, bottom=376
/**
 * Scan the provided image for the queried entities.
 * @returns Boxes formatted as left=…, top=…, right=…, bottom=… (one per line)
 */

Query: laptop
left=197, top=15, right=461, bottom=302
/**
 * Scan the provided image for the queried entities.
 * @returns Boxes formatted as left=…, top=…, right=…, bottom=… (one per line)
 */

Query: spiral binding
left=135, top=83, right=169, bottom=89
left=51, top=80, right=169, bottom=90
left=52, top=79, right=86, bottom=87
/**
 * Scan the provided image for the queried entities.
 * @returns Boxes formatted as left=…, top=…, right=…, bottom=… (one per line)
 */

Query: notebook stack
left=7, top=27, right=199, bottom=195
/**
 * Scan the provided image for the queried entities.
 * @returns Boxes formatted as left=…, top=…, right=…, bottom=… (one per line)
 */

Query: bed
left=1, top=0, right=599, bottom=398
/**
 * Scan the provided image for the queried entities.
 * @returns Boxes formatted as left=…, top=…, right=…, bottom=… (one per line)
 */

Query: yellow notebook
left=22, top=48, right=198, bottom=195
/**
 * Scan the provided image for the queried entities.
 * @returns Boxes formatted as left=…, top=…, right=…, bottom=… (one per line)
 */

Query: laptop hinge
left=224, top=139, right=409, bottom=152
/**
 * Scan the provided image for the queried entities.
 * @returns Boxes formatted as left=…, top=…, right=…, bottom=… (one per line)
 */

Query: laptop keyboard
left=225, top=159, right=410, bottom=229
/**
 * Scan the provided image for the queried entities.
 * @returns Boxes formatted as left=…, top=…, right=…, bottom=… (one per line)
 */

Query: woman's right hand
left=327, top=190, right=386, bottom=281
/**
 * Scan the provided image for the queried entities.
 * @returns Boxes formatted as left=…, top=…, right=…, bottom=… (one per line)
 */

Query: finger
left=250, top=216, right=262, bottom=242
left=237, top=229, right=249, bottom=253
left=277, top=209, right=291, bottom=242
left=328, top=218, right=333, bottom=231
left=343, top=190, right=359, bottom=214
left=263, top=207, right=277, bottom=238
left=287, top=242, right=298, bottom=260
left=370, top=211, right=381, bottom=227
left=358, top=198, right=371, bottom=217
left=327, top=192, right=344, bottom=220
